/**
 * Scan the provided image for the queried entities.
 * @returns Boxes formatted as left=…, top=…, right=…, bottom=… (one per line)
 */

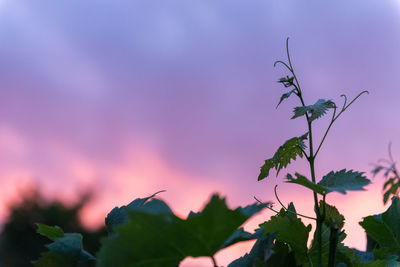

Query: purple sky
left=1, top=1, right=400, bottom=265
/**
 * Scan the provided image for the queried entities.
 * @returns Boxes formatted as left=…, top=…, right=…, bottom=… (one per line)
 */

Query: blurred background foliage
left=0, top=188, right=106, bottom=267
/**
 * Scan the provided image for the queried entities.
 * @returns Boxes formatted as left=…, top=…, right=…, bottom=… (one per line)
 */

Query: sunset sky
left=1, top=1, right=400, bottom=266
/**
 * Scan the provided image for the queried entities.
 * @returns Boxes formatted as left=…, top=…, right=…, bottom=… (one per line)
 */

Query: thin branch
left=285, top=38, right=303, bottom=97
left=340, top=94, right=347, bottom=111
left=274, top=60, right=292, bottom=72
left=314, top=106, right=337, bottom=157
left=315, top=90, right=368, bottom=158
left=388, top=142, right=395, bottom=163
left=334, top=90, right=369, bottom=120
left=300, top=146, right=310, bottom=161
left=268, top=186, right=317, bottom=221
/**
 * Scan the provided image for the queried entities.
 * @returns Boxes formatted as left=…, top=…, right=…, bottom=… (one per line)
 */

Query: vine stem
left=271, top=187, right=317, bottom=220
left=283, top=38, right=322, bottom=266
left=211, top=256, right=218, bottom=267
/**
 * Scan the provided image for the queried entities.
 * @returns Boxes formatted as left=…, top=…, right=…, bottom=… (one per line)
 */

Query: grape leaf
left=228, top=230, right=276, bottom=267
left=359, top=197, right=400, bottom=263
left=292, top=99, right=336, bottom=122
left=277, top=89, right=296, bottom=108
left=36, top=224, right=64, bottom=241
left=259, top=202, right=312, bottom=265
left=97, top=194, right=267, bottom=267
left=258, top=133, right=308, bottom=181
left=372, top=166, right=384, bottom=176
left=384, top=163, right=395, bottom=177
left=308, top=224, right=355, bottom=267
left=34, top=227, right=95, bottom=267
left=221, top=227, right=263, bottom=249
left=105, top=190, right=170, bottom=232
left=286, top=173, right=327, bottom=195
left=264, top=240, right=298, bottom=267
left=384, top=178, right=396, bottom=190
left=278, top=76, right=294, bottom=87
left=384, top=184, right=399, bottom=204
left=319, top=201, right=345, bottom=229
left=318, top=169, right=370, bottom=194
left=358, top=258, right=400, bottom=266
left=359, top=197, right=400, bottom=260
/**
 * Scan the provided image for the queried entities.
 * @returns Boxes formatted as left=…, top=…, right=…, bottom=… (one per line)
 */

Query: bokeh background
left=0, top=0, right=400, bottom=266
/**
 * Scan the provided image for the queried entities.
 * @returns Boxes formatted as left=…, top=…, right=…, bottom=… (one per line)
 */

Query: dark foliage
left=0, top=188, right=106, bottom=267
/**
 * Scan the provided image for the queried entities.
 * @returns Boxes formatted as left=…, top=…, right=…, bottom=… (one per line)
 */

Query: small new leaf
left=319, top=201, right=345, bottom=229
left=276, top=89, right=296, bottom=108
left=258, top=133, right=308, bottom=181
left=371, top=166, right=384, bottom=176
left=318, top=169, right=370, bottom=194
left=384, top=163, right=395, bottom=177
left=292, top=99, right=336, bottom=122
left=278, top=76, right=294, bottom=87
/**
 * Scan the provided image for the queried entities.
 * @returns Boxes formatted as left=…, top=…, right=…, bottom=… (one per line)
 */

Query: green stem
left=310, top=156, right=323, bottom=267
left=328, top=224, right=339, bottom=267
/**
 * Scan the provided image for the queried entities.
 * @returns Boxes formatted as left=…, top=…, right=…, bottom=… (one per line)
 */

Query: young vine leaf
left=292, top=99, right=336, bottom=122
left=259, top=202, right=312, bottom=265
left=97, top=194, right=268, bottom=266
left=317, top=169, right=370, bottom=194
left=371, top=166, right=384, bottom=177
left=105, top=190, right=170, bottom=233
left=318, top=201, right=345, bottom=230
left=34, top=225, right=95, bottom=267
left=359, top=196, right=400, bottom=259
left=277, top=89, right=296, bottom=108
left=258, top=133, right=308, bottom=181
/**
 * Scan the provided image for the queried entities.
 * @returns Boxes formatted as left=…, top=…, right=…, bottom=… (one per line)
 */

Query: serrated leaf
left=308, top=224, right=354, bottom=267
left=221, top=227, right=262, bottom=250
left=228, top=230, right=276, bottom=267
left=260, top=202, right=312, bottom=265
left=286, top=173, right=327, bottom=195
left=372, top=166, right=384, bottom=176
left=97, top=194, right=267, bottom=267
left=46, top=233, right=82, bottom=259
left=277, top=89, right=296, bottom=108
left=258, top=133, right=308, bottom=181
left=34, top=226, right=95, bottom=267
left=319, top=201, right=345, bottom=229
left=359, top=197, right=400, bottom=259
left=265, top=240, right=298, bottom=267
left=105, top=191, right=170, bottom=232
left=318, top=169, right=370, bottom=194
left=36, top=224, right=64, bottom=241
left=292, top=99, right=336, bottom=122
left=353, top=249, right=374, bottom=263
left=278, top=76, right=294, bottom=87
